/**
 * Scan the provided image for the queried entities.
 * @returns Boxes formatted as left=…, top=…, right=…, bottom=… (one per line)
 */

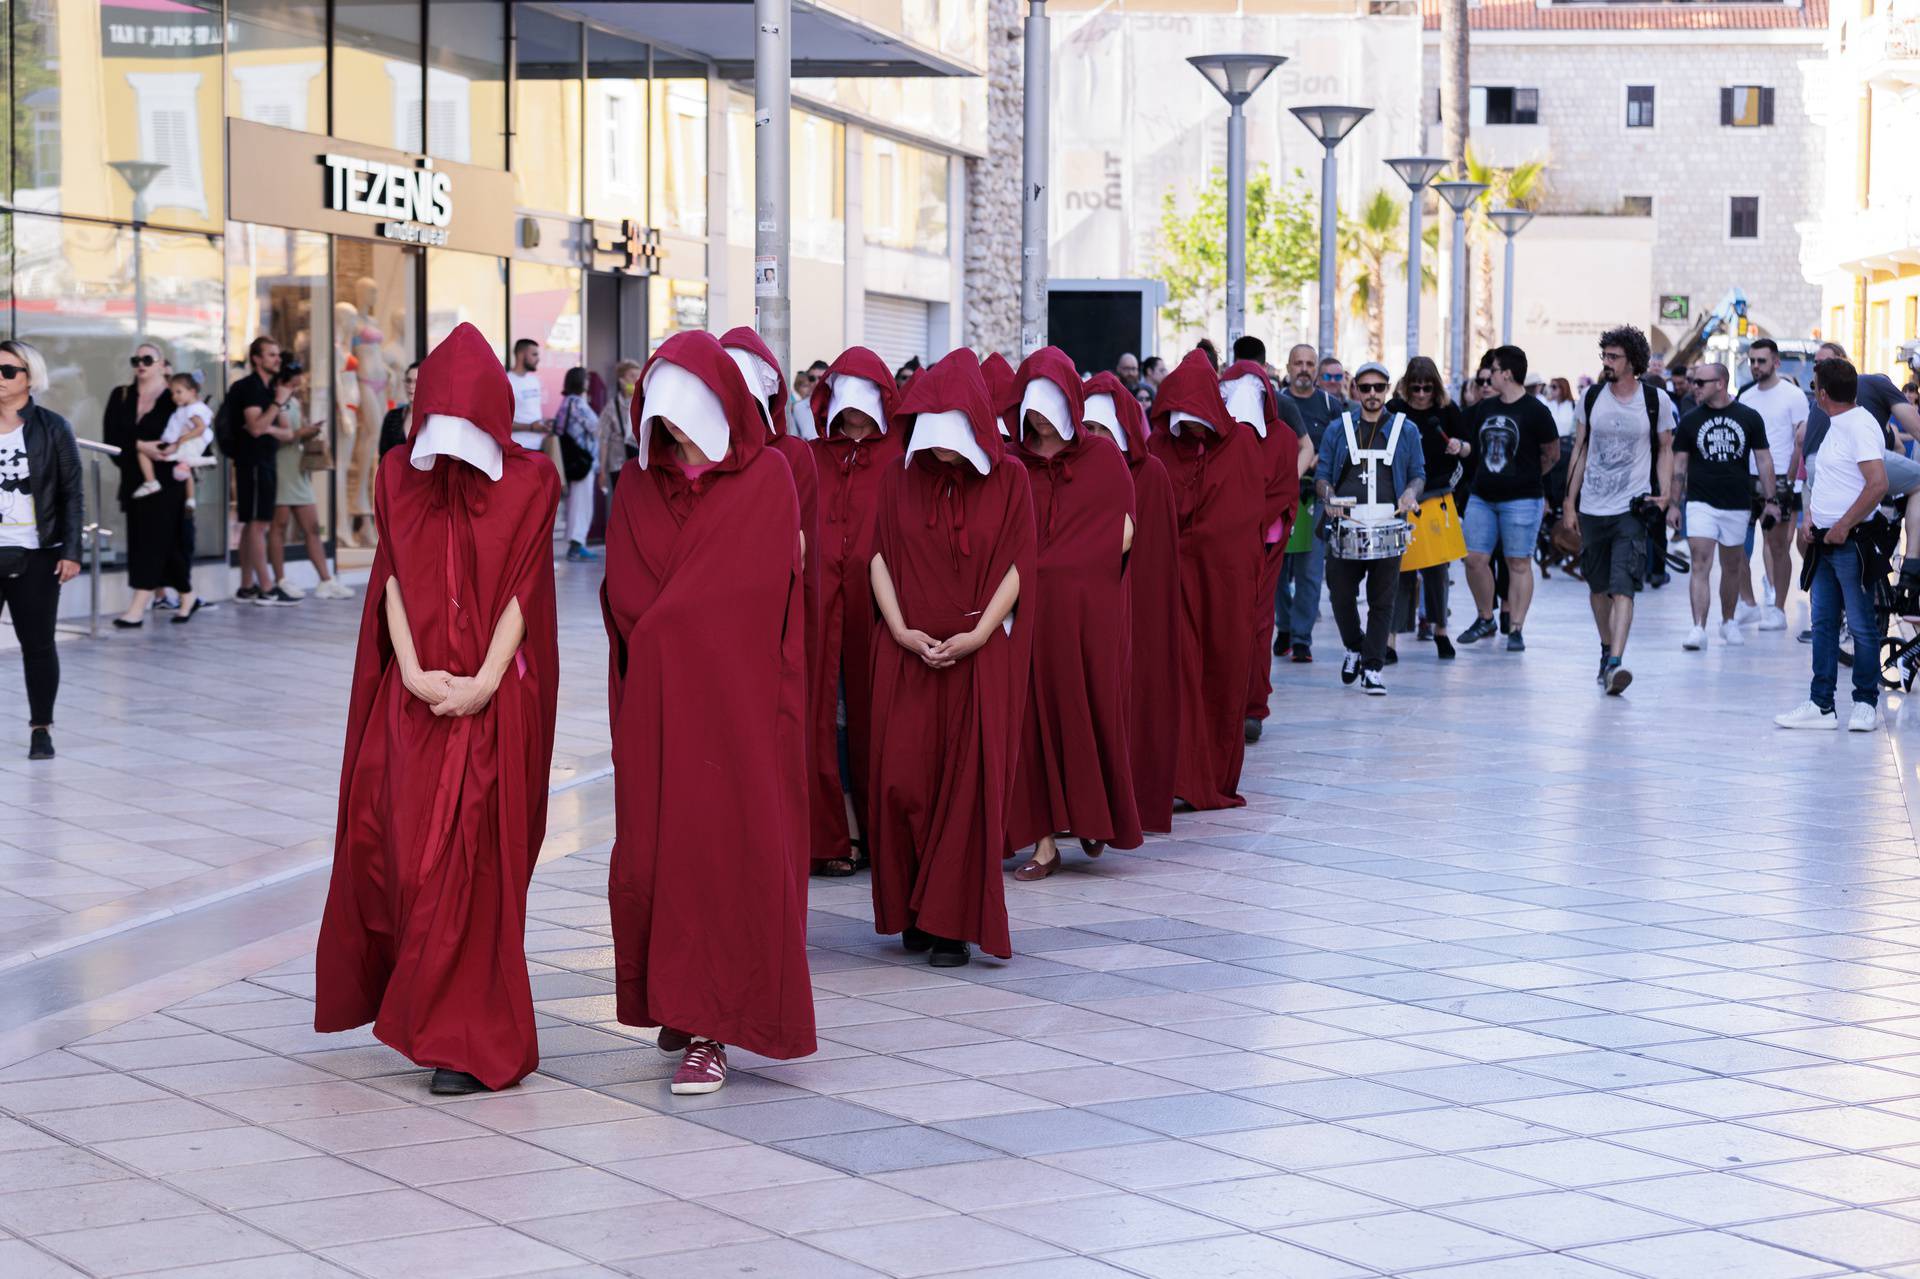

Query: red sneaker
left=671, top=1040, right=727, bottom=1095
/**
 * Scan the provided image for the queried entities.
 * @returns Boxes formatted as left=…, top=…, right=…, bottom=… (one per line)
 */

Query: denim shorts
left=1461, top=496, right=1545, bottom=558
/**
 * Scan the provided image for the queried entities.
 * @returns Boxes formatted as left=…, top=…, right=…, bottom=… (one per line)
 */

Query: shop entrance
left=332, top=239, right=420, bottom=560
left=586, top=272, right=648, bottom=387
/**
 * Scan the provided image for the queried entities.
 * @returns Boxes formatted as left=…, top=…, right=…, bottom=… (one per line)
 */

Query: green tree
left=1462, top=146, right=1547, bottom=356
left=1153, top=167, right=1319, bottom=340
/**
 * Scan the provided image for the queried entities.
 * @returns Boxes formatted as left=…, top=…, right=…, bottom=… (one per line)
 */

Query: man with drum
left=1312, top=363, right=1426, bottom=695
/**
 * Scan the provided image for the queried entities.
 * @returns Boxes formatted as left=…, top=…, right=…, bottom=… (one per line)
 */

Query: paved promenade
left=2, top=559, right=1920, bottom=1277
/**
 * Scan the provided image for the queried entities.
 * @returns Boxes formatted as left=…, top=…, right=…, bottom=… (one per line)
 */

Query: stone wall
left=965, top=0, right=1023, bottom=357
left=1420, top=38, right=1822, bottom=342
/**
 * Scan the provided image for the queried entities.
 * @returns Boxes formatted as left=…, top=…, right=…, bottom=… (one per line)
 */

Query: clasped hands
left=891, top=623, right=989, bottom=670
left=402, top=664, right=499, bottom=717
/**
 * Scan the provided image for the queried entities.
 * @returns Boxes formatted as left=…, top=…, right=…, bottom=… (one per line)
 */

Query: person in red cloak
left=1005, top=348, right=1141, bottom=880
left=315, top=322, right=560, bottom=1097
left=1220, top=351, right=1305, bottom=743
left=1148, top=348, right=1263, bottom=811
left=807, top=348, right=902, bottom=876
left=982, top=351, right=1016, bottom=437
left=867, top=349, right=1036, bottom=967
left=602, top=330, right=813, bottom=1097
left=1083, top=371, right=1180, bottom=833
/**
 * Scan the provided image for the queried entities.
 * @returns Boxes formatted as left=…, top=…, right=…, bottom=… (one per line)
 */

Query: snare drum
left=1328, top=517, right=1412, bottom=562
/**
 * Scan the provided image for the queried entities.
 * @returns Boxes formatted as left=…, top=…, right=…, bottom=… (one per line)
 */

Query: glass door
left=332, top=239, right=420, bottom=562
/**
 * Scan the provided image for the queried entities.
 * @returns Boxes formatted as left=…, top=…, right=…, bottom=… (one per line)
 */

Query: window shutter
left=1760, top=88, right=1776, bottom=126
left=1720, top=88, right=1733, bottom=126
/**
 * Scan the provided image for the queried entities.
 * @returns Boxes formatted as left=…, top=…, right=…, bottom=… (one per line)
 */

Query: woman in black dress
left=103, top=341, right=200, bottom=625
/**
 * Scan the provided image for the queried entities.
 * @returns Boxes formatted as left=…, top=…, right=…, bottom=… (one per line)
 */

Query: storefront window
left=227, top=1, right=328, bottom=134
left=333, top=240, right=419, bottom=550
left=586, top=28, right=650, bottom=223
left=333, top=1, right=424, bottom=153
left=725, top=101, right=841, bottom=263
left=511, top=263, right=581, bottom=417
left=651, top=76, right=708, bottom=237
left=427, top=248, right=507, bottom=357
left=514, top=8, right=582, bottom=216
left=649, top=277, right=708, bottom=349
left=865, top=138, right=949, bottom=255
left=11, top=0, right=224, bottom=233
left=428, top=1, right=508, bottom=168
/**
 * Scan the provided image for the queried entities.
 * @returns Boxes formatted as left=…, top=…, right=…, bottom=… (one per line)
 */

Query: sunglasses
left=0, top=364, right=26, bottom=381
left=1320, top=371, right=1344, bottom=382
left=1355, top=382, right=1389, bottom=394
left=130, top=354, right=157, bottom=368
left=1687, top=376, right=1720, bottom=387
left=1474, top=376, right=1492, bottom=386
left=1408, top=382, right=1438, bottom=392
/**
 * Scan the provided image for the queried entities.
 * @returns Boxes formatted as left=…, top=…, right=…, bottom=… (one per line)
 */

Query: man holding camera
left=1564, top=325, right=1675, bottom=695
left=1669, top=363, right=1775, bottom=652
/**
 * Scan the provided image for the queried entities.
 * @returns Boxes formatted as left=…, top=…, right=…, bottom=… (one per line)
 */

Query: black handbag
left=0, top=546, right=31, bottom=579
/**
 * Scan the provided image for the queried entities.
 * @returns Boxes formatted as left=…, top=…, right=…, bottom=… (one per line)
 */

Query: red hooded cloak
left=982, top=351, right=1016, bottom=436
left=807, top=348, right=902, bottom=866
left=315, top=323, right=561, bottom=1091
left=1148, top=350, right=1263, bottom=811
left=1006, top=350, right=1141, bottom=854
left=1085, top=372, right=1180, bottom=833
left=1220, top=359, right=1302, bottom=725
left=867, top=350, right=1036, bottom=957
left=602, top=331, right=814, bottom=1060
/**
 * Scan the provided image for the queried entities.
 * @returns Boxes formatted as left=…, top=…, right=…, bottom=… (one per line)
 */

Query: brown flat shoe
left=1013, top=853, right=1060, bottom=882
left=1078, top=839, right=1106, bottom=859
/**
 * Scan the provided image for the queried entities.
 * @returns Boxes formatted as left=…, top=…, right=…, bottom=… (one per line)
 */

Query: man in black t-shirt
left=1458, top=346, right=1561, bottom=650
left=229, top=337, right=297, bottom=605
left=1671, top=363, right=1775, bottom=652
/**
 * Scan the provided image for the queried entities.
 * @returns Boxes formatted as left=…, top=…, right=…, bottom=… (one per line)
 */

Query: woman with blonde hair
left=1388, top=356, right=1470, bottom=660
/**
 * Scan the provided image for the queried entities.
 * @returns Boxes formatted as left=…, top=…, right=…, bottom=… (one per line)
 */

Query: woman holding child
left=104, top=340, right=201, bottom=628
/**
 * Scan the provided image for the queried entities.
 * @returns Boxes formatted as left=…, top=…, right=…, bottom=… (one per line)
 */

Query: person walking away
left=1460, top=345, right=1560, bottom=652
left=1221, top=336, right=1305, bottom=741
left=1005, top=348, right=1140, bottom=880
left=1083, top=372, right=1179, bottom=833
left=1277, top=344, right=1345, bottom=661
left=1315, top=364, right=1425, bottom=693
left=268, top=363, right=353, bottom=601
left=1149, top=349, right=1263, bottom=809
left=1672, top=363, right=1775, bottom=650
left=597, top=359, right=640, bottom=497
left=555, top=367, right=600, bottom=561
left=315, top=323, right=561, bottom=1096
left=1777, top=358, right=1888, bottom=731
left=0, top=340, right=81, bottom=759
left=1388, top=357, right=1470, bottom=661
left=1563, top=326, right=1675, bottom=693
left=603, top=330, right=814, bottom=1095
left=106, top=342, right=202, bottom=627
left=807, top=348, right=902, bottom=874
left=229, top=338, right=299, bottom=605
left=1734, top=339, right=1806, bottom=630
left=867, top=349, right=1034, bottom=967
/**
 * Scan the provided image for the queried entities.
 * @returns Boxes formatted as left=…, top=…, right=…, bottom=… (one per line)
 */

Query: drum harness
left=1330, top=410, right=1407, bottom=522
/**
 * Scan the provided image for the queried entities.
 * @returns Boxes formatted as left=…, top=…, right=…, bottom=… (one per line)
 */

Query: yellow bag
left=1400, top=493, right=1466, bottom=573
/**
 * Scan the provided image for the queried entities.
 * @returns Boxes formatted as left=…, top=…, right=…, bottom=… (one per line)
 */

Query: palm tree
left=1340, top=192, right=1443, bottom=364
left=1440, top=0, right=1469, bottom=176
left=1463, top=146, right=1546, bottom=356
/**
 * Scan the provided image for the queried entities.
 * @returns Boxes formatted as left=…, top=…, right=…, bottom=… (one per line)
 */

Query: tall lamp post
left=110, top=160, right=166, bottom=335
left=1021, top=1, right=1052, bottom=355
left=1487, top=207, right=1535, bottom=345
left=1384, top=157, right=1448, bottom=364
left=1431, top=178, right=1487, bottom=394
left=1188, top=54, right=1286, bottom=355
left=753, top=0, right=792, bottom=375
left=1291, top=105, right=1371, bottom=358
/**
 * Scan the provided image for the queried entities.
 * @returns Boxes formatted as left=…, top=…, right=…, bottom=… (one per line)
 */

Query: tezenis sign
left=320, top=154, right=453, bottom=246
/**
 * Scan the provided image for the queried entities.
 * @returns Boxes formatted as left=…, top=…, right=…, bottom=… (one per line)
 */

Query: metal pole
left=754, top=0, right=792, bottom=377
left=1449, top=209, right=1469, bottom=393
left=89, top=460, right=103, bottom=639
left=1225, top=100, right=1247, bottom=352
left=1405, top=192, right=1423, bottom=362
left=132, top=194, right=148, bottom=337
left=1020, top=0, right=1050, bottom=355
left=1501, top=231, right=1516, bottom=345
left=1318, top=143, right=1338, bottom=357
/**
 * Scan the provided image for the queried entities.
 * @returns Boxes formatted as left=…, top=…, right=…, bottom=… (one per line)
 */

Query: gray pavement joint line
left=1886, top=698, right=1920, bottom=850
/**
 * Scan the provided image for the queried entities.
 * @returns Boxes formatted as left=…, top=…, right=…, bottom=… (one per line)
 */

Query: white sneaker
left=1733, top=600, right=1760, bottom=625
left=315, top=579, right=355, bottom=600
left=1775, top=701, right=1838, bottom=730
left=1758, top=607, right=1788, bottom=632
left=273, top=579, right=306, bottom=601
left=1683, top=625, right=1706, bottom=651
left=1720, top=620, right=1746, bottom=647
left=131, top=480, right=160, bottom=499
left=1849, top=702, right=1879, bottom=732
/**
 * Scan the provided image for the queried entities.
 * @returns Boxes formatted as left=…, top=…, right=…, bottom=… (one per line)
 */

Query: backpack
left=1582, top=381, right=1666, bottom=495
left=210, top=395, right=234, bottom=457
left=556, top=400, right=593, bottom=483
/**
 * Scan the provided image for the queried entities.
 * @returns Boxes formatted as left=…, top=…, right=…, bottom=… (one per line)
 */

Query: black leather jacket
left=11, top=401, right=83, bottom=557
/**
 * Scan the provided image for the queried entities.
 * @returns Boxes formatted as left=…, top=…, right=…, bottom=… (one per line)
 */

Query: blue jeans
left=1462, top=497, right=1545, bottom=558
left=1809, top=541, right=1881, bottom=711
left=1279, top=531, right=1327, bottom=643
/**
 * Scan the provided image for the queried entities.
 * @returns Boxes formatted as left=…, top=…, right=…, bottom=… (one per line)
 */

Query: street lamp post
left=753, top=0, right=792, bottom=376
left=1431, top=179, right=1487, bottom=395
left=1021, top=1, right=1051, bottom=355
left=1290, top=105, right=1371, bottom=359
left=109, top=161, right=166, bottom=335
left=1487, top=207, right=1535, bottom=345
left=1384, top=157, right=1448, bottom=364
left=1188, top=54, right=1286, bottom=355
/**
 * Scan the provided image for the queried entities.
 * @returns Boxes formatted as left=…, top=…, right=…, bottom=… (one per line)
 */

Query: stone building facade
left=1421, top=0, right=1825, bottom=347
left=965, top=0, right=1025, bottom=357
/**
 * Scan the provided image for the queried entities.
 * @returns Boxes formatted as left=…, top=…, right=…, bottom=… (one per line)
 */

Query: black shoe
left=1383, top=648, right=1399, bottom=666
left=234, top=586, right=261, bottom=603
left=262, top=586, right=301, bottom=607
left=1458, top=617, right=1497, bottom=644
left=1290, top=642, right=1313, bottom=663
left=1417, top=621, right=1434, bottom=642
left=1360, top=669, right=1387, bottom=696
left=28, top=729, right=53, bottom=761
left=1506, top=630, right=1526, bottom=652
left=1604, top=661, right=1633, bottom=696
left=152, top=595, right=179, bottom=611
left=1340, top=651, right=1362, bottom=685
left=929, top=938, right=972, bottom=968
left=1273, top=629, right=1291, bottom=657
left=171, top=599, right=208, bottom=625
left=902, top=925, right=935, bottom=953
left=1498, top=610, right=1512, bottom=635
left=1648, top=572, right=1670, bottom=589
left=1244, top=717, right=1263, bottom=743
left=428, top=1068, right=489, bottom=1096
left=111, top=617, right=144, bottom=629
left=1434, top=635, right=1456, bottom=661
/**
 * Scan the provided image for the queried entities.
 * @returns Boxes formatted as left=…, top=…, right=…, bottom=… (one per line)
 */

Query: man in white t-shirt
left=1777, top=358, right=1888, bottom=733
left=1735, top=338, right=1809, bottom=630
left=507, top=339, right=547, bottom=452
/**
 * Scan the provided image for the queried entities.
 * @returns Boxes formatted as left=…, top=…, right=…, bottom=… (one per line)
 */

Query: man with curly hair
left=1562, top=325, right=1675, bottom=695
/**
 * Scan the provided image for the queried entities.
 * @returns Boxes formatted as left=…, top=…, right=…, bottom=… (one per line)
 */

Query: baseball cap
left=1353, top=362, right=1391, bottom=384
